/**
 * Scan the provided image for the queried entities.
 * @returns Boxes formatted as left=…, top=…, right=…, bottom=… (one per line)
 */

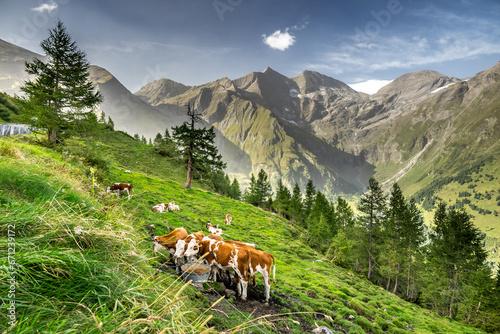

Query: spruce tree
left=336, top=196, right=354, bottom=232
left=229, top=178, right=242, bottom=200
left=172, top=104, right=226, bottom=188
left=426, top=202, right=488, bottom=319
left=20, top=20, right=102, bottom=145
left=274, top=179, right=291, bottom=217
left=304, top=179, right=316, bottom=217
left=289, top=183, right=304, bottom=225
left=357, top=177, right=387, bottom=280
left=385, top=183, right=406, bottom=293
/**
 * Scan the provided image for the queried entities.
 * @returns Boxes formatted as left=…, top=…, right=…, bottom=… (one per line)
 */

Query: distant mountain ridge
left=0, top=38, right=498, bottom=202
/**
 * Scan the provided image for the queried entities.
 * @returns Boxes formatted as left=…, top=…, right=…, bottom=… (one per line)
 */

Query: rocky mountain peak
left=374, top=70, right=458, bottom=103
left=135, top=78, right=190, bottom=105
left=291, top=70, right=360, bottom=96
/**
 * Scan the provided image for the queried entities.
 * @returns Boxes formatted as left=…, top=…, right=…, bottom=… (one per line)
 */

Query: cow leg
left=125, top=188, right=130, bottom=199
left=264, top=275, right=271, bottom=302
left=240, top=279, right=248, bottom=301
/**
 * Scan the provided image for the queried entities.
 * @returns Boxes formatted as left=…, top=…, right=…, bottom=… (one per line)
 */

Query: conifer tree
left=384, top=183, right=406, bottom=292
left=107, top=116, right=114, bottom=130
left=357, top=177, right=387, bottom=280
left=336, top=196, right=354, bottom=232
left=20, top=20, right=102, bottom=145
left=172, top=104, right=226, bottom=188
left=304, top=179, right=316, bottom=217
left=403, top=198, right=425, bottom=301
left=274, top=179, right=291, bottom=217
left=229, top=178, right=242, bottom=200
left=289, top=183, right=304, bottom=225
left=426, top=202, right=488, bottom=319
left=245, top=169, right=272, bottom=208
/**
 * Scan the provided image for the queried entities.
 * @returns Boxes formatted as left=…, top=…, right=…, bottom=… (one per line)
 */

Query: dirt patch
left=201, top=281, right=315, bottom=333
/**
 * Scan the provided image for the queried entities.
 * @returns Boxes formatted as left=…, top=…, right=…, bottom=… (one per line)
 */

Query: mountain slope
left=0, top=131, right=488, bottom=333
left=0, top=39, right=46, bottom=95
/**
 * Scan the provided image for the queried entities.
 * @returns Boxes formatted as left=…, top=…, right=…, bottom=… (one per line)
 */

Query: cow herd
left=106, top=181, right=276, bottom=303
left=152, top=225, right=275, bottom=302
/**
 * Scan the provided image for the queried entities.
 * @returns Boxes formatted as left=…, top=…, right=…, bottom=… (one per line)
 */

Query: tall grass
left=0, top=137, right=216, bottom=333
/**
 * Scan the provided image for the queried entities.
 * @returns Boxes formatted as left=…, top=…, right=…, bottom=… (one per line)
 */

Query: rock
left=312, top=326, right=334, bottom=334
left=225, top=289, right=236, bottom=299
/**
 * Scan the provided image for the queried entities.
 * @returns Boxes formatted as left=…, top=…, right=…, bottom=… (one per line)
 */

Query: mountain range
left=1, top=39, right=498, bottom=204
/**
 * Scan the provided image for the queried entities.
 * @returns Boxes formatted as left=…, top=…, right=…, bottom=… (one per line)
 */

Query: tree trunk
left=368, top=213, right=373, bottom=280
left=406, top=244, right=412, bottom=299
left=51, top=128, right=57, bottom=145
left=386, top=277, right=391, bottom=291
left=393, top=262, right=401, bottom=294
left=183, top=151, right=193, bottom=188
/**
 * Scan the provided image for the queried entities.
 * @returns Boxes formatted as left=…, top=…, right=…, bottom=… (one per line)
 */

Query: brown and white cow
left=152, top=227, right=188, bottom=273
left=107, top=183, right=133, bottom=199
left=173, top=231, right=206, bottom=260
left=206, top=221, right=223, bottom=236
left=186, top=239, right=251, bottom=300
left=168, top=201, right=180, bottom=211
left=152, top=203, right=168, bottom=213
left=224, top=213, right=232, bottom=225
left=244, top=248, right=276, bottom=302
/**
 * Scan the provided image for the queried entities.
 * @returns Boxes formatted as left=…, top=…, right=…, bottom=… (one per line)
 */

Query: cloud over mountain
left=262, top=29, right=296, bottom=51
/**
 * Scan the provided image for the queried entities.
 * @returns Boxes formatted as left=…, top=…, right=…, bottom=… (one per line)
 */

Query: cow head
left=152, top=236, right=165, bottom=252
left=174, top=239, right=187, bottom=258
left=184, top=239, right=201, bottom=258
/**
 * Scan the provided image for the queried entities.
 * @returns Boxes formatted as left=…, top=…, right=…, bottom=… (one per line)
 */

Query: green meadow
left=0, top=131, right=487, bottom=333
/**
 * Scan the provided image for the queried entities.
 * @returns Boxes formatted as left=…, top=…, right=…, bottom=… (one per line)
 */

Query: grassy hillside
left=0, top=130, right=489, bottom=333
left=0, top=92, right=21, bottom=123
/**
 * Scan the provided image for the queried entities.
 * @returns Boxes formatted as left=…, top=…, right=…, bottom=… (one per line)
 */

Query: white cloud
left=262, top=29, right=296, bottom=51
left=349, top=79, right=393, bottom=95
left=32, top=1, right=58, bottom=13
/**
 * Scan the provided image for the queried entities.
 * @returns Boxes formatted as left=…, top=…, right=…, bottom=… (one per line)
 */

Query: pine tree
left=172, top=104, right=226, bottom=189
left=229, top=178, right=242, bottom=200
left=404, top=199, right=425, bottom=301
left=107, top=116, right=114, bottom=130
left=20, top=20, right=102, bottom=145
left=307, top=191, right=336, bottom=252
left=274, top=179, right=291, bottom=217
left=154, top=133, right=163, bottom=147
left=357, top=177, right=387, bottom=281
left=304, top=179, right=316, bottom=217
left=426, top=202, right=488, bottom=319
left=245, top=169, right=272, bottom=208
left=336, top=196, right=354, bottom=232
left=385, top=183, right=406, bottom=293
left=289, top=183, right=304, bottom=225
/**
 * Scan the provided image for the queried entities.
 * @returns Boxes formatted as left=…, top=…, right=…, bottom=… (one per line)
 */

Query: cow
left=181, top=235, right=257, bottom=285
left=152, top=203, right=168, bottom=213
left=185, top=239, right=251, bottom=300
left=168, top=201, right=180, bottom=211
left=152, top=227, right=188, bottom=273
left=244, top=248, right=276, bottom=302
left=107, top=183, right=133, bottom=199
left=224, top=213, right=232, bottom=225
left=206, top=221, right=223, bottom=236
left=173, top=231, right=206, bottom=261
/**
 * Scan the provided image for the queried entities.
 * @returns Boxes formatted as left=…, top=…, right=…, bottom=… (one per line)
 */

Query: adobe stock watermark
left=354, top=0, right=405, bottom=42
left=213, top=0, right=242, bottom=21
left=6, top=224, right=17, bottom=328
left=7, top=0, right=72, bottom=42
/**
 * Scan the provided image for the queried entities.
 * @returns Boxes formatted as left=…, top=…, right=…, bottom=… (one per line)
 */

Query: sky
left=1, top=0, right=500, bottom=94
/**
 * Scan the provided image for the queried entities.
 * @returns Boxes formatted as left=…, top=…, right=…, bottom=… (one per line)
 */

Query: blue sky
left=1, top=0, right=499, bottom=94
